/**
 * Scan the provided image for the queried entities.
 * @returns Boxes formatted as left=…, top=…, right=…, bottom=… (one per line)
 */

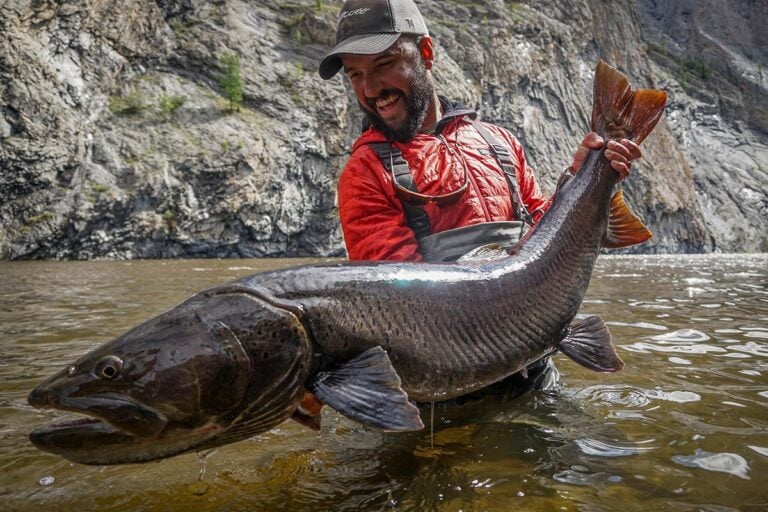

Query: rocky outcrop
left=635, top=0, right=768, bottom=253
left=1, top=0, right=765, bottom=259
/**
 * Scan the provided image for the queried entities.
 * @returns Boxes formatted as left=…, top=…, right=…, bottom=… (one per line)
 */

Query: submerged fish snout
left=28, top=384, right=55, bottom=408
left=27, top=380, right=59, bottom=407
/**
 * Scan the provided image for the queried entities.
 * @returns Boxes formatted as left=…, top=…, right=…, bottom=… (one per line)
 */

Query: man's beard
left=362, top=62, right=434, bottom=142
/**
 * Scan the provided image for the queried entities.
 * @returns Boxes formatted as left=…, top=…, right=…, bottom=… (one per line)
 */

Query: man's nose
left=362, top=74, right=383, bottom=99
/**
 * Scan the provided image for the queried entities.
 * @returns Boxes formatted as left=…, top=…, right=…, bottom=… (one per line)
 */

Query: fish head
left=28, top=288, right=312, bottom=464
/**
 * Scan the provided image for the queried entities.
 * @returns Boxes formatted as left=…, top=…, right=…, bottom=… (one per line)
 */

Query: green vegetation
left=278, top=0, right=338, bottom=45
left=219, top=53, right=244, bottom=112
left=279, top=61, right=306, bottom=105
left=684, top=58, right=711, bottom=80
left=159, top=95, right=185, bottom=118
left=20, top=211, right=54, bottom=233
left=648, top=43, right=713, bottom=86
left=27, top=211, right=54, bottom=225
left=505, top=1, right=526, bottom=23
left=436, top=18, right=461, bottom=30
left=169, top=18, right=201, bottom=36
left=89, top=182, right=109, bottom=194
left=162, top=209, right=177, bottom=233
left=108, top=92, right=149, bottom=116
left=277, top=0, right=333, bottom=12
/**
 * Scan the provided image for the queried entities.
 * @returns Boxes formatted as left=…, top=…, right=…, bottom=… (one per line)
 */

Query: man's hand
left=570, top=132, right=642, bottom=181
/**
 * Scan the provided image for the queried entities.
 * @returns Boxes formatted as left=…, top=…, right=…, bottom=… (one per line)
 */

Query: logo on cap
left=340, top=7, right=371, bottom=19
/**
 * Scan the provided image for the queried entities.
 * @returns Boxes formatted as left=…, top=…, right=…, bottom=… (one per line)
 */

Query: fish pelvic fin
left=558, top=316, right=624, bottom=372
left=291, top=391, right=324, bottom=431
left=308, top=347, right=424, bottom=432
left=604, top=190, right=653, bottom=248
left=591, top=60, right=668, bottom=144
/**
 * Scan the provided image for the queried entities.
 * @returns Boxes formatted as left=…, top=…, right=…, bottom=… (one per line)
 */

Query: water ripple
left=552, top=468, right=624, bottom=486
left=747, top=445, right=768, bottom=458
left=622, top=342, right=726, bottom=354
left=574, top=385, right=700, bottom=407
left=671, top=449, right=750, bottom=480
left=574, top=437, right=657, bottom=457
left=651, top=329, right=710, bottom=343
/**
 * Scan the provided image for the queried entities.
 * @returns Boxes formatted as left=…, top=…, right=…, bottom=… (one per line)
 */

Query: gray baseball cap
left=319, top=0, right=429, bottom=80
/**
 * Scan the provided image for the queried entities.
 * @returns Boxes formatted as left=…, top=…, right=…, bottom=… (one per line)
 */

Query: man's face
left=341, top=38, right=435, bottom=142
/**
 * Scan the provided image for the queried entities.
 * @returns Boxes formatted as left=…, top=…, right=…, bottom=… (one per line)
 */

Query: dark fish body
left=27, top=62, right=667, bottom=465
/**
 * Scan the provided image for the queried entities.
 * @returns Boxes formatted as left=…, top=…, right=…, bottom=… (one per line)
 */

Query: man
left=319, top=0, right=640, bottom=395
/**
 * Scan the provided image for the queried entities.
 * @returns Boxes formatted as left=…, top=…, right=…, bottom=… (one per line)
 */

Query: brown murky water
left=1, top=254, right=766, bottom=511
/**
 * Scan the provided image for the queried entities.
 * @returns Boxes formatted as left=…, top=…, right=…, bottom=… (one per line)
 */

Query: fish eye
left=94, top=355, right=124, bottom=380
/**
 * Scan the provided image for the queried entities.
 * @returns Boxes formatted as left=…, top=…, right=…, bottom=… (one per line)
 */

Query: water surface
left=1, top=254, right=766, bottom=511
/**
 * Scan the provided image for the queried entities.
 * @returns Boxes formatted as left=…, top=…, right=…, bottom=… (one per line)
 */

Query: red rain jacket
left=338, top=101, right=552, bottom=261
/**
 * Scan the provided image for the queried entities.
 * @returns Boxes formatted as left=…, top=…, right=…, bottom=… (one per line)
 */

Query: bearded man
left=319, top=0, right=641, bottom=394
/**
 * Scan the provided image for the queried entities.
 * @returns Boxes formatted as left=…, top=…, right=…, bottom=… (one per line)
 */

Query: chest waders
left=367, top=121, right=560, bottom=400
left=368, top=120, right=535, bottom=263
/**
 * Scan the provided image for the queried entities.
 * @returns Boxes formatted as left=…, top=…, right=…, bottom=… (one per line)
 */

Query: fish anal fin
left=558, top=316, right=624, bottom=372
left=291, top=391, right=323, bottom=431
left=604, top=190, right=653, bottom=248
left=308, top=347, right=424, bottom=432
left=592, top=61, right=668, bottom=144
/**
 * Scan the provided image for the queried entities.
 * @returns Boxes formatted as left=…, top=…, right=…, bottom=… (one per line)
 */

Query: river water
left=0, top=254, right=766, bottom=511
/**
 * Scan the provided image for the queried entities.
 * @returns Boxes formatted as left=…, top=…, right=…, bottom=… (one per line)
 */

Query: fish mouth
left=26, top=400, right=221, bottom=465
left=27, top=388, right=180, bottom=464
left=28, top=390, right=169, bottom=438
left=29, top=415, right=136, bottom=459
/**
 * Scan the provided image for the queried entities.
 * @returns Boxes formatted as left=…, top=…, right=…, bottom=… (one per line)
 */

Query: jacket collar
left=435, top=96, right=477, bottom=134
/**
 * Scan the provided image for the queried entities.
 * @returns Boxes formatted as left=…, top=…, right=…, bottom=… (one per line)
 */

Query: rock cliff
left=1, top=0, right=765, bottom=259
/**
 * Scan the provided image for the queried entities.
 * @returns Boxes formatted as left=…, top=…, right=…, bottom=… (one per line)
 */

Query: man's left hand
left=570, top=132, right=642, bottom=181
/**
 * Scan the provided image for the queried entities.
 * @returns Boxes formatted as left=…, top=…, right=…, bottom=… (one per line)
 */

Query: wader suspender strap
left=367, top=142, right=432, bottom=239
left=471, top=121, right=534, bottom=226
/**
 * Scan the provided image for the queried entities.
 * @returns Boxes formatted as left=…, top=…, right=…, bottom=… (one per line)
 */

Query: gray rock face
left=0, top=0, right=765, bottom=259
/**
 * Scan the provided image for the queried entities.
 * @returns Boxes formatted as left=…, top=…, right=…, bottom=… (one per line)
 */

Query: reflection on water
left=0, top=254, right=766, bottom=511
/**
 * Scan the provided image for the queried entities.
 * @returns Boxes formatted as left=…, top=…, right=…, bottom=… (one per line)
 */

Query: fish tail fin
left=604, top=190, right=653, bottom=248
left=591, top=60, right=668, bottom=144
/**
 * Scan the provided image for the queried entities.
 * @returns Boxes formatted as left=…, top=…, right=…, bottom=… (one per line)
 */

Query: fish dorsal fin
left=592, top=61, right=668, bottom=143
left=558, top=316, right=624, bottom=372
left=308, top=347, right=424, bottom=432
left=604, top=190, right=653, bottom=248
left=456, top=243, right=509, bottom=262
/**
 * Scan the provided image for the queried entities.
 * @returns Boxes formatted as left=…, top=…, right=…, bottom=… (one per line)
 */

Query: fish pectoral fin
left=308, top=347, right=424, bottom=432
left=603, top=190, right=653, bottom=249
left=558, top=316, right=625, bottom=372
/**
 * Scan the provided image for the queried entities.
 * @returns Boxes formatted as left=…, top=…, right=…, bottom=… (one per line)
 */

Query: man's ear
left=419, top=36, right=435, bottom=69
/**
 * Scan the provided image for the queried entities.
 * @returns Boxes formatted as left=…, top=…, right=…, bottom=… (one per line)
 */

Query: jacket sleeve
left=495, top=127, right=553, bottom=223
left=337, top=148, right=423, bottom=262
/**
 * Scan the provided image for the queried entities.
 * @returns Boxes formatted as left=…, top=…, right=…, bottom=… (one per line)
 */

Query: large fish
left=27, top=61, right=667, bottom=465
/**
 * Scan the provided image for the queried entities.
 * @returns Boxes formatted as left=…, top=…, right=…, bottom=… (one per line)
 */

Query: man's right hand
left=570, top=132, right=641, bottom=181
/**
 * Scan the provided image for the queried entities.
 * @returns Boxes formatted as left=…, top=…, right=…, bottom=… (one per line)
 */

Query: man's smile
left=372, top=91, right=404, bottom=122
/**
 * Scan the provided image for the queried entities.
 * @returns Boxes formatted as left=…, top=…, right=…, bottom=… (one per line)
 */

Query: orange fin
left=290, top=391, right=324, bottom=431
left=591, top=60, right=668, bottom=144
left=604, top=190, right=653, bottom=248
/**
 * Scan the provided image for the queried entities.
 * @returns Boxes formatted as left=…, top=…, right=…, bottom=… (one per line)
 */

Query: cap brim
left=318, top=33, right=401, bottom=80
